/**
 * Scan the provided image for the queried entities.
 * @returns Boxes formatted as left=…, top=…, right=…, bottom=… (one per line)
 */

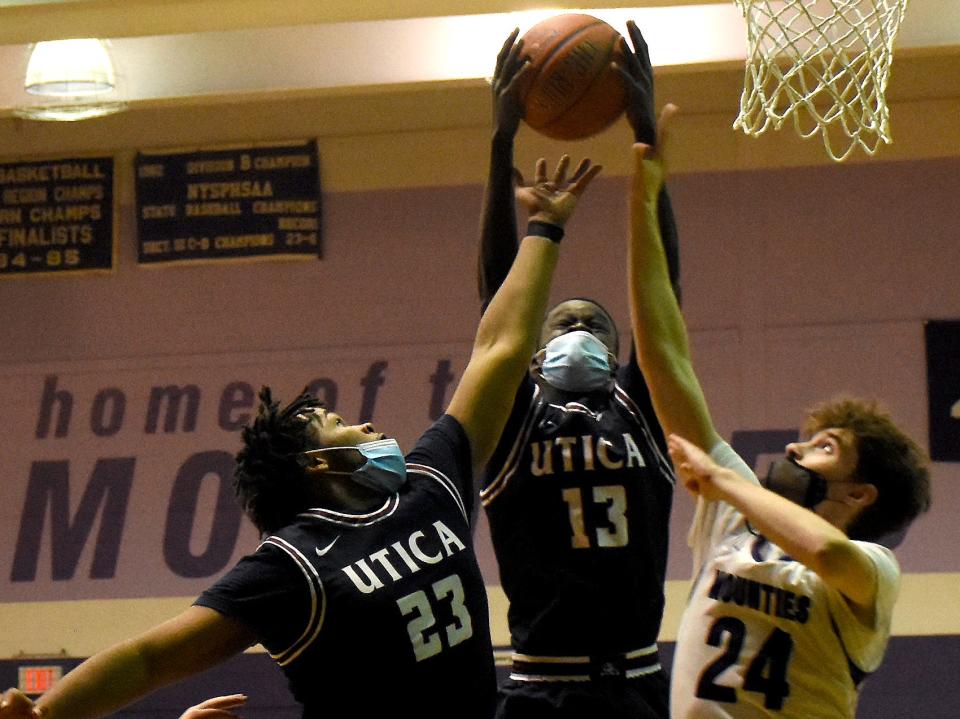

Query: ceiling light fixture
left=17, top=38, right=127, bottom=121
left=26, top=38, right=115, bottom=96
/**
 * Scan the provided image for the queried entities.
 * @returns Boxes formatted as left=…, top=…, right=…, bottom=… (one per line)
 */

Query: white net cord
left=733, top=0, right=909, bottom=161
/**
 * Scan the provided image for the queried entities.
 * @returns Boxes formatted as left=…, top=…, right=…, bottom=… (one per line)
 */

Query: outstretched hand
left=616, top=20, right=657, bottom=144
left=178, top=694, right=248, bottom=719
left=516, top=156, right=602, bottom=227
left=491, top=28, right=531, bottom=139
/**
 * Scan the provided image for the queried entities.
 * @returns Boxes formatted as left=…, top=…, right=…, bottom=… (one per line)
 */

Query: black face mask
left=762, top=457, right=828, bottom=508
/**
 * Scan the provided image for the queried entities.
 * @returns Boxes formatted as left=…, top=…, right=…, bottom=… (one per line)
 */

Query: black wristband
left=527, top=220, right=564, bottom=244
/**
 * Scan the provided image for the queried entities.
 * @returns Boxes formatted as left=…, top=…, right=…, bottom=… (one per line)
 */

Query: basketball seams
left=525, top=20, right=607, bottom=121
left=534, top=21, right=616, bottom=115
left=534, top=20, right=605, bottom=79
left=541, top=35, right=622, bottom=138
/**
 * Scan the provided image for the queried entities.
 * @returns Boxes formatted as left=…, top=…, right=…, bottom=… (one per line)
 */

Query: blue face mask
left=539, top=330, right=614, bottom=393
left=305, top=438, right=407, bottom=494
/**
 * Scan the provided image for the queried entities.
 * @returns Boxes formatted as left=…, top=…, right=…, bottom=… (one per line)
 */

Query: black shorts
left=495, top=669, right=669, bottom=719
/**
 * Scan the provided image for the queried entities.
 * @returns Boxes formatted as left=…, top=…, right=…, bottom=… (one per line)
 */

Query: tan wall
left=1, top=62, right=959, bottom=659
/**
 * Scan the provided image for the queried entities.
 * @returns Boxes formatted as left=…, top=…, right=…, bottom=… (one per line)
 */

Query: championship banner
left=925, top=319, right=960, bottom=462
left=0, top=157, right=115, bottom=277
left=135, top=140, right=321, bottom=264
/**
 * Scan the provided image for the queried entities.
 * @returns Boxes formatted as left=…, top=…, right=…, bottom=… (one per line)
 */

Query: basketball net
left=733, top=0, right=909, bottom=161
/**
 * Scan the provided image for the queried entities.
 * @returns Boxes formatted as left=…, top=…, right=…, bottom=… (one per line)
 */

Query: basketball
left=518, top=14, right=626, bottom=141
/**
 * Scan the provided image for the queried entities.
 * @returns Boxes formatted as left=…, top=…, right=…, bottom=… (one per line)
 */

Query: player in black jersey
left=0, top=158, right=601, bottom=719
left=477, top=24, right=679, bottom=719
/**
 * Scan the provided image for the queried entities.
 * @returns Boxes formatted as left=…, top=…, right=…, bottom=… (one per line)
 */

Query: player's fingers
left=503, top=38, right=526, bottom=79
left=568, top=157, right=591, bottom=183
left=667, top=435, right=691, bottom=462
left=627, top=20, right=652, bottom=70
left=501, top=59, right=531, bottom=99
left=659, top=103, right=679, bottom=129
left=0, top=689, right=34, bottom=716
left=533, top=158, right=548, bottom=185
left=632, top=142, right=654, bottom=172
left=197, top=695, right=247, bottom=711
left=657, top=104, right=679, bottom=162
left=667, top=447, right=683, bottom=469
left=616, top=37, right=630, bottom=66
left=569, top=163, right=602, bottom=196
left=615, top=38, right=641, bottom=78
left=494, top=28, right=521, bottom=78
left=552, top=155, right=570, bottom=185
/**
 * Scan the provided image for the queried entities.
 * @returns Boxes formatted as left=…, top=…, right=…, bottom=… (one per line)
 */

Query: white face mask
left=303, top=438, right=407, bottom=494
left=539, top=330, right=614, bottom=393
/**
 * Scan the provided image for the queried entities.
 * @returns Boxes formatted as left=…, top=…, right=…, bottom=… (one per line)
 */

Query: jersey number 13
left=562, top=485, right=629, bottom=549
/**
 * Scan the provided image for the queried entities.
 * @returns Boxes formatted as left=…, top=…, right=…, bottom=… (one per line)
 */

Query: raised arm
left=452, top=156, right=601, bottom=472
left=0, top=607, right=254, bottom=719
left=628, top=109, right=719, bottom=451
left=478, top=29, right=528, bottom=310
left=633, top=135, right=881, bottom=609
left=667, top=435, right=882, bottom=610
left=619, top=20, right=682, bottom=304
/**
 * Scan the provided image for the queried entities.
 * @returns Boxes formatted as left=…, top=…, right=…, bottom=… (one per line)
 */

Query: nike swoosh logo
left=315, top=536, right=340, bottom=557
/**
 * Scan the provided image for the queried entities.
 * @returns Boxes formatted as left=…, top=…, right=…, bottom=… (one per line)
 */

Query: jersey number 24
left=696, top=616, right=794, bottom=710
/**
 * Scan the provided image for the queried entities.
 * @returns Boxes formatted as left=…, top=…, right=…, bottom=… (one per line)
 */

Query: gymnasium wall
left=1, top=114, right=959, bottom=716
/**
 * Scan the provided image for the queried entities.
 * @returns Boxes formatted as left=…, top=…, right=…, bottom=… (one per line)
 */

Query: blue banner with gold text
left=135, top=140, right=321, bottom=264
left=0, top=157, right=114, bottom=276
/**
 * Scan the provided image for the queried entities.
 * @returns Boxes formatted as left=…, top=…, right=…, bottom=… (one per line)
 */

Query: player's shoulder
left=405, top=414, right=474, bottom=516
left=407, top=414, right=470, bottom=466
left=850, top=539, right=901, bottom=583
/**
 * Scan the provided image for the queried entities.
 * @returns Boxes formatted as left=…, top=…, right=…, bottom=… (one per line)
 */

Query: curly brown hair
left=803, top=397, right=930, bottom=541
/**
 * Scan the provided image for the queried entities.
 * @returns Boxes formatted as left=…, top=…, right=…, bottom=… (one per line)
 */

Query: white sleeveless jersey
left=671, top=442, right=900, bottom=718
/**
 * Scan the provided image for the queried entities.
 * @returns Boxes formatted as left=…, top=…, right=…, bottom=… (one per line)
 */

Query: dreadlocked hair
left=234, top=386, right=322, bottom=535
left=803, top=396, right=931, bottom=542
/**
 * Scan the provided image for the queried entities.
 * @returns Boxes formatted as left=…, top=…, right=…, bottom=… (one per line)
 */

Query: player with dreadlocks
left=0, top=155, right=601, bottom=719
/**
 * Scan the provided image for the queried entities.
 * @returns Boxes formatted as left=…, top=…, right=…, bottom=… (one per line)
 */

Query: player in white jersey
left=671, top=439, right=903, bottom=717
left=620, top=99, right=930, bottom=718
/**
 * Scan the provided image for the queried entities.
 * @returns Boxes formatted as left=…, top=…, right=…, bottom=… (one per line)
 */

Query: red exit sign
left=18, top=666, right=62, bottom=695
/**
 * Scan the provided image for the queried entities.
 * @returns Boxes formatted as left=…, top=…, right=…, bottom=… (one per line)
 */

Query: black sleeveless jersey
left=197, top=415, right=496, bottom=719
left=480, top=357, right=675, bottom=657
